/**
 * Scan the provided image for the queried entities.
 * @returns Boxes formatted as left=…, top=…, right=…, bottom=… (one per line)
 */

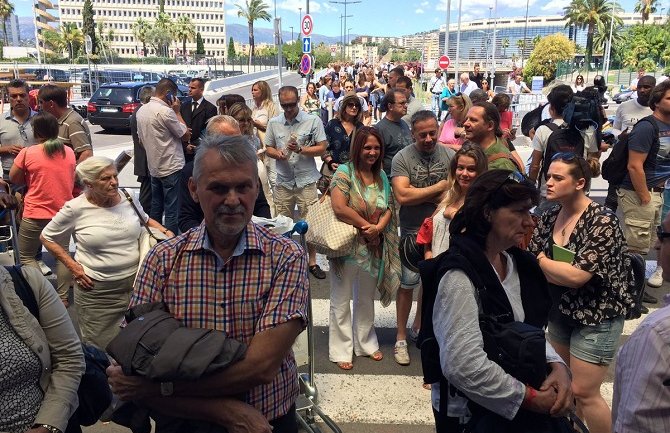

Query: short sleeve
left=161, top=109, right=188, bottom=139
left=329, top=164, right=352, bottom=198
left=13, top=147, right=27, bottom=170
left=628, top=120, right=656, bottom=154
left=129, top=246, right=167, bottom=309
left=42, top=200, right=77, bottom=245
left=312, top=117, right=328, bottom=144
left=265, top=120, right=277, bottom=148
left=390, top=149, right=409, bottom=179
left=531, top=125, right=550, bottom=153
left=68, top=119, right=92, bottom=154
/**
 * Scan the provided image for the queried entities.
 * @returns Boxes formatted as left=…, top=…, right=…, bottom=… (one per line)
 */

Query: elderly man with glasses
left=265, top=85, right=329, bottom=279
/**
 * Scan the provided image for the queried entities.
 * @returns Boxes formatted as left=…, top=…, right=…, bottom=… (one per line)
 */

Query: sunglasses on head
left=551, top=152, right=587, bottom=179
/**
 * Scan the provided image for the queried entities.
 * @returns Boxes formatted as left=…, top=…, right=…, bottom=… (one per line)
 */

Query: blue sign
left=302, top=37, right=312, bottom=54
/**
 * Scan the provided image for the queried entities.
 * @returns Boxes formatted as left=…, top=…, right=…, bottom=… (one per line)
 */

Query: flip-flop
left=337, top=361, right=353, bottom=370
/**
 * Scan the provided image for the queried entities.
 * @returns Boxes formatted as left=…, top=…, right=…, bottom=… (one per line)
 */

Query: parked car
left=613, top=89, right=634, bottom=104
left=86, top=81, right=188, bottom=131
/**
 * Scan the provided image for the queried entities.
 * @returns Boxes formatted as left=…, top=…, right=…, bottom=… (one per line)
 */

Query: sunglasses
left=18, top=124, right=28, bottom=142
left=657, top=225, right=670, bottom=241
left=280, top=101, right=298, bottom=109
left=345, top=102, right=361, bottom=109
left=551, top=152, right=586, bottom=179
left=492, top=170, right=526, bottom=196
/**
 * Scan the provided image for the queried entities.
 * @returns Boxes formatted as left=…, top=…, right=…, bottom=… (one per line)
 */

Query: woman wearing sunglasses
left=529, top=153, right=629, bottom=433
left=572, top=75, right=585, bottom=92
left=429, top=169, right=572, bottom=432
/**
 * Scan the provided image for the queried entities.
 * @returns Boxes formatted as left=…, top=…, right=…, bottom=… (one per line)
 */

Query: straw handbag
left=305, top=195, right=357, bottom=257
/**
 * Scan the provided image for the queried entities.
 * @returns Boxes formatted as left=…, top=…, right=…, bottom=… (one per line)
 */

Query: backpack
left=563, top=89, right=604, bottom=133
left=8, top=265, right=113, bottom=427
left=520, top=102, right=548, bottom=137
left=539, top=122, right=586, bottom=182
left=602, top=115, right=660, bottom=187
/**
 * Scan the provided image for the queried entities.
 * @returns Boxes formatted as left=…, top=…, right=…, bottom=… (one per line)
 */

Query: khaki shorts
left=274, top=183, right=318, bottom=220
left=618, top=187, right=663, bottom=254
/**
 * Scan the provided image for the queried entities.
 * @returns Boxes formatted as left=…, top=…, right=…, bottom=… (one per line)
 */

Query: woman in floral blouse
left=529, top=153, right=630, bottom=433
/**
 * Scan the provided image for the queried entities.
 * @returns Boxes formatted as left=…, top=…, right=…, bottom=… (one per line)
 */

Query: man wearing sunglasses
left=612, top=214, right=670, bottom=432
left=265, top=86, right=328, bottom=279
left=619, top=79, right=670, bottom=293
left=0, top=79, right=37, bottom=182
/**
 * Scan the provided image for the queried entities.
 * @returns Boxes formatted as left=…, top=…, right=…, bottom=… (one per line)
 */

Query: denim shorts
left=400, top=262, right=421, bottom=289
left=548, top=316, right=625, bottom=365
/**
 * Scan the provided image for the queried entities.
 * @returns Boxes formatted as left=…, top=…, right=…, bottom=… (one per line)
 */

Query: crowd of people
left=0, top=60, right=669, bottom=433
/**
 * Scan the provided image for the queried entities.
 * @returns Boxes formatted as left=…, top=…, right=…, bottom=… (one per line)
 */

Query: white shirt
left=460, top=80, right=478, bottom=96
left=613, top=98, right=652, bottom=134
left=136, top=97, right=188, bottom=177
left=429, top=76, right=446, bottom=94
left=507, top=80, right=530, bottom=95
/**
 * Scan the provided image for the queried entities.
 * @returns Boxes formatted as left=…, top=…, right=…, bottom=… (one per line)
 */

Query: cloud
left=436, top=0, right=495, bottom=12
left=416, top=8, right=425, bottom=14
left=421, top=1, right=430, bottom=6
left=541, top=0, right=570, bottom=11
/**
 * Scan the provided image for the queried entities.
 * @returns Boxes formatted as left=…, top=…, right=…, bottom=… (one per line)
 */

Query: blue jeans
left=150, top=171, right=181, bottom=234
left=431, top=93, right=442, bottom=116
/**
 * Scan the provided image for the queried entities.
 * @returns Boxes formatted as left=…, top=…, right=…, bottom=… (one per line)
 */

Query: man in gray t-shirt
left=0, top=80, right=36, bottom=180
left=374, top=88, right=413, bottom=175
left=390, top=110, right=454, bottom=366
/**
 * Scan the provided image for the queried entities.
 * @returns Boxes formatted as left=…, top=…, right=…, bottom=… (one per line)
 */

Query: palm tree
left=235, top=0, right=271, bottom=60
left=0, top=0, right=15, bottom=46
left=154, top=12, right=173, bottom=57
left=501, top=37, right=510, bottom=57
left=516, top=39, right=526, bottom=57
left=173, top=16, right=195, bottom=58
left=563, top=0, right=621, bottom=67
left=634, top=0, right=657, bottom=24
left=532, top=34, right=542, bottom=49
left=592, top=19, right=623, bottom=54
left=133, top=18, right=151, bottom=57
left=60, top=22, right=84, bottom=62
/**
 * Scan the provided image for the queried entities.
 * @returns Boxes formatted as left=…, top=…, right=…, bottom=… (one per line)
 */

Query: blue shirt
left=264, top=110, right=328, bottom=189
left=621, top=117, right=670, bottom=189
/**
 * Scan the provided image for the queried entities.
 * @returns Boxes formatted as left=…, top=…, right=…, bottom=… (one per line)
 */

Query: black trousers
left=270, top=405, right=298, bottom=433
left=433, top=408, right=465, bottom=433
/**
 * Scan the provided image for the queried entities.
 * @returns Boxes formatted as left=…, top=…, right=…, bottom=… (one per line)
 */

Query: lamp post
left=454, top=0, right=462, bottom=83
left=491, top=0, right=498, bottom=84
left=290, top=26, right=294, bottom=41
left=330, top=0, right=362, bottom=58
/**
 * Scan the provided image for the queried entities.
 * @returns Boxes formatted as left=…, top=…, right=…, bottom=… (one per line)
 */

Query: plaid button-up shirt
left=130, top=221, right=309, bottom=420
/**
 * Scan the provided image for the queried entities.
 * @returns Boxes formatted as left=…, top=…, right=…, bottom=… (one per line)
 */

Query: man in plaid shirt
left=107, top=133, right=309, bottom=433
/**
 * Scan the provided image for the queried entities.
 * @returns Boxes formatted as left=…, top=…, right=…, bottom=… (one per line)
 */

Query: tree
left=378, top=39, right=391, bottom=56
left=195, top=32, right=205, bottom=55
left=0, top=0, right=14, bottom=46
left=563, top=0, right=621, bottom=67
left=592, top=19, right=623, bottom=55
left=173, top=15, right=195, bottom=57
left=634, top=0, right=658, bottom=25
left=516, top=39, right=526, bottom=57
left=42, top=29, right=64, bottom=56
left=60, top=22, right=84, bottom=62
left=235, top=0, right=271, bottom=60
left=82, top=0, right=96, bottom=54
left=133, top=18, right=150, bottom=56
left=228, top=36, right=236, bottom=58
left=532, top=35, right=542, bottom=49
left=501, top=37, right=510, bottom=57
left=153, top=12, right=173, bottom=57
left=621, top=23, right=669, bottom=68
left=524, top=33, right=576, bottom=81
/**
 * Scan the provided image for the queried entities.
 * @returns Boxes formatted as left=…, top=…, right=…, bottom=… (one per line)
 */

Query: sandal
left=369, top=350, right=383, bottom=361
left=309, top=264, right=326, bottom=279
left=336, top=361, right=353, bottom=370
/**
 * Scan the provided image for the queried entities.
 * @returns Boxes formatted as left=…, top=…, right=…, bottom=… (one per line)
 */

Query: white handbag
left=305, top=195, right=357, bottom=258
left=120, top=188, right=170, bottom=268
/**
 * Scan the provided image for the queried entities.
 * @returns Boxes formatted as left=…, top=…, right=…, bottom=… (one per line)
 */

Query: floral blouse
left=528, top=201, right=630, bottom=326
left=324, top=119, right=363, bottom=164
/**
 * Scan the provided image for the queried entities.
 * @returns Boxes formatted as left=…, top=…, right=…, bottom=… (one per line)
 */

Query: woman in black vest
left=430, top=169, right=573, bottom=432
left=529, top=154, right=629, bottom=433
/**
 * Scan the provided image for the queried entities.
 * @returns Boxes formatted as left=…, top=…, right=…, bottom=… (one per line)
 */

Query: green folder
left=553, top=244, right=576, bottom=263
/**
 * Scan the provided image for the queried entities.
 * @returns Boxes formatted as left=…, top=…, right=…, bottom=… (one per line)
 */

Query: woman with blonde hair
left=437, top=93, right=472, bottom=151
left=251, top=80, right=279, bottom=216
left=417, top=144, right=488, bottom=259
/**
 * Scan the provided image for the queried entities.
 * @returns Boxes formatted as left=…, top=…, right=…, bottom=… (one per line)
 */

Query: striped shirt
left=57, top=108, right=92, bottom=155
left=130, top=221, right=309, bottom=420
left=612, top=305, right=670, bottom=433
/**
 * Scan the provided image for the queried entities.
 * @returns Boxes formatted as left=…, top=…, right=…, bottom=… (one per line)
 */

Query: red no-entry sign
left=438, top=55, right=450, bottom=69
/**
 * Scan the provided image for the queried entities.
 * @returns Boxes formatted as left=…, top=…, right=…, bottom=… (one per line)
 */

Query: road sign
left=438, top=55, right=450, bottom=69
left=330, top=45, right=337, bottom=57
left=299, top=53, right=312, bottom=75
left=302, top=36, right=312, bottom=54
left=301, top=14, right=313, bottom=36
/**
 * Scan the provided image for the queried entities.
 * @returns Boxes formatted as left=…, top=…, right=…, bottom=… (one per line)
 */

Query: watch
left=296, top=145, right=303, bottom=153
left=36, top=425, right=62, bottom=433
left=160, top=381, right=174, bottom=396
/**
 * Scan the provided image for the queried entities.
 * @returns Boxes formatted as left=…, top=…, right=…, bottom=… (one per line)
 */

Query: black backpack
left=602, top=115, right=660, bottom=187
left=539, top=122, right=586, bottom=183
left=520, top=103, right=548, bottom=137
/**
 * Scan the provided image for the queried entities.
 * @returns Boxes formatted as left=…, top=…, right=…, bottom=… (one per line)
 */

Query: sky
left=12, top=0, right=660, bottom=38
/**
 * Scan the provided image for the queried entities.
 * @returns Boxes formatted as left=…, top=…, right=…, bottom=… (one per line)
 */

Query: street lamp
left=290, top=26, right=294, bottom=41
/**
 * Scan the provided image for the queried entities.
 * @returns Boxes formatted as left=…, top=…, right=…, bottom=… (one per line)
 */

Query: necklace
left=558, top=202, right=590, bottom=238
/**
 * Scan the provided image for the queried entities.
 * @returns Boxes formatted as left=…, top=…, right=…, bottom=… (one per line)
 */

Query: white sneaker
left=648, top=265, right=664, bottom=288
left=37, top=260, right=52, bottom=276
left=394, top=340, right=410, bottom=366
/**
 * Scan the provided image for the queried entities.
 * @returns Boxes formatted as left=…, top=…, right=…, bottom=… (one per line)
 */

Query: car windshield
left=91, top=87, right=135, bottom=104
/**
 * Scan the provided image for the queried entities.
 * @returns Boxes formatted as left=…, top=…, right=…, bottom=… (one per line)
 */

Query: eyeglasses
left=280, top=101, right=298, bottom=109
left=551, top=152, right=587, bottom=179
left=17, top=125, right=28, bottom=142
left=657, top=225, right=670, bottom=241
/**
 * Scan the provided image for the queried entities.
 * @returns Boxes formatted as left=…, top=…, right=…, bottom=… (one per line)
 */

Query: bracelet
left=36, top=425, right=62, bottom=433
left=523, top=386, right=537, bottom=408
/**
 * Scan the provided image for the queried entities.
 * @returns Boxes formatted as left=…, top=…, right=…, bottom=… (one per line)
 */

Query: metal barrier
left=509, top=92, right=546, bottom=130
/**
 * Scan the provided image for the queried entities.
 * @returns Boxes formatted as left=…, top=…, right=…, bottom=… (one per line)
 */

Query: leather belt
left=651, top=186, right=664, bottom=193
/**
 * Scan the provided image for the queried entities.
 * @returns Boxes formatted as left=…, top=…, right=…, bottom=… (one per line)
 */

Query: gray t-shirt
left=621, top=117, right=670, bottom=190
left=375, top=117, right=413, bottom=176
left=0, top=112, right=36, bottom=175
left=391, top=143, right=454, bottom=231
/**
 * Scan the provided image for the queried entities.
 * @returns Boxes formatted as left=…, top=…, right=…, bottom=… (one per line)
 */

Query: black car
left=87, top=81, right=188, bottom=131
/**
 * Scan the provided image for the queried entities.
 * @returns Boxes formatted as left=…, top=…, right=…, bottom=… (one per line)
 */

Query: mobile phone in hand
left=166, top=92, right=174, bottom=104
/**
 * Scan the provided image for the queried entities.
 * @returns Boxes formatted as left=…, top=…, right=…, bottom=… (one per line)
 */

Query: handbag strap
left=120, top=187, right=152, bottom=236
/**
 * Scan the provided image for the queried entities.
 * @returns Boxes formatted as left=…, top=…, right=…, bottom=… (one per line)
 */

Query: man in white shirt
left=507, top=75, right=531, bottom=95
left=136, top=78, right=191, bottom=234
left=428, top=69, right=446, bottom=118
left=459, top=73, right=478, bottom=96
